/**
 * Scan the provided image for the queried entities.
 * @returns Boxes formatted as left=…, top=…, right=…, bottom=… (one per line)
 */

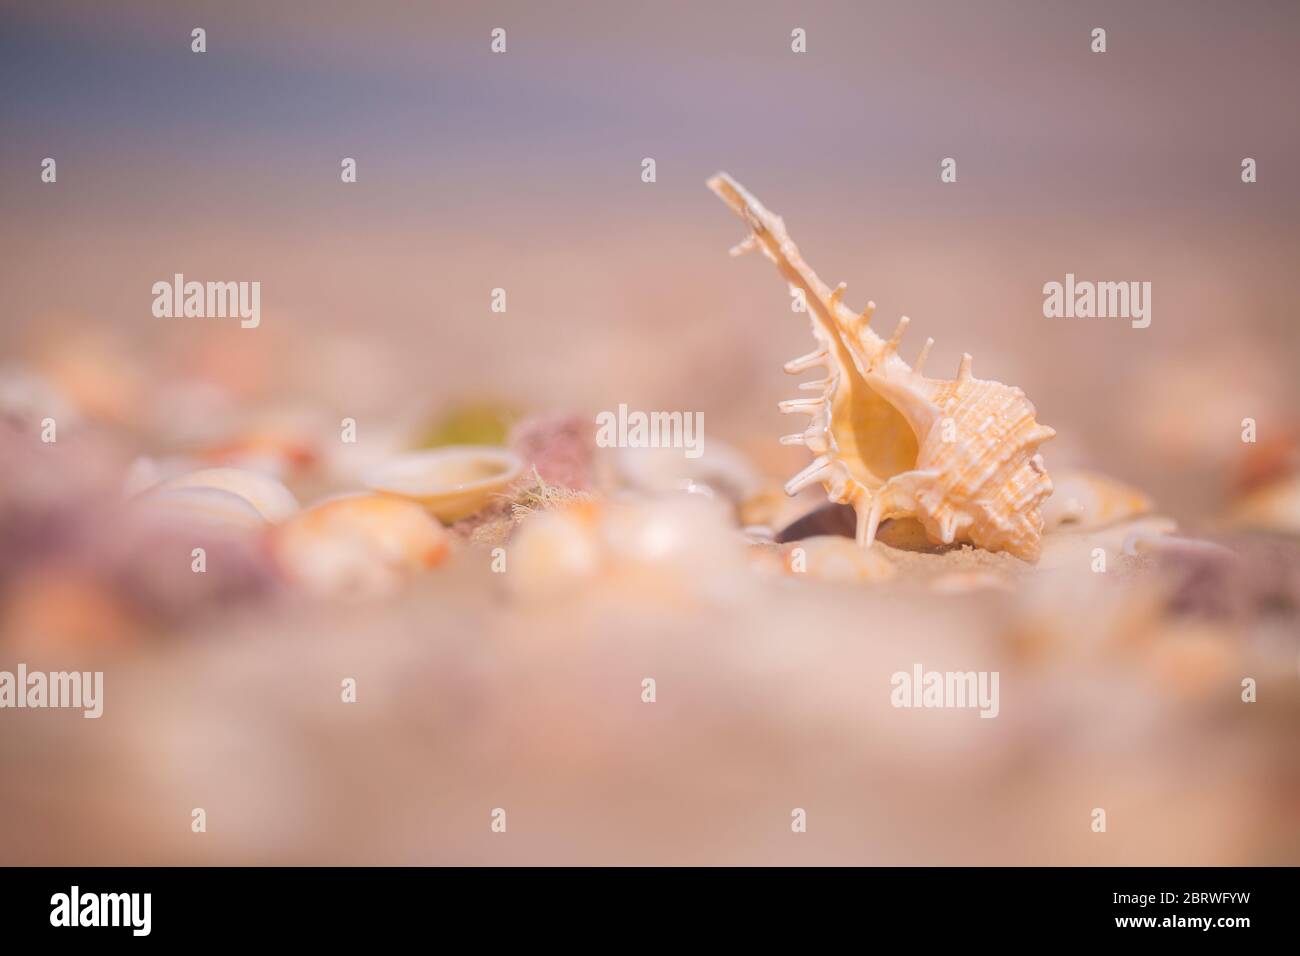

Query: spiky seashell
left=1043, top=469, right=1152, bottom=531
left=708, top=173, right=1056, bottom=561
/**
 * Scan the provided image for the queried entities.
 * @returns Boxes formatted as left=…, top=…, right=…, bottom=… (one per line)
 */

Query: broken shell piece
left=150, top=467, right=300, bottom=522
left=709, top=173, right=1055, bottom=561
left=782, top=535, right=896, bottom=583
left=270, top=493, right=450, bottom=600
left=1043, top=469, right=1152, bottom=531
left=363, top=446, right=523, bottom=523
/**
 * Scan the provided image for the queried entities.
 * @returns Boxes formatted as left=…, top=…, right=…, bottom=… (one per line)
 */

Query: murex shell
left=708, top=173, right=1056, bottom=561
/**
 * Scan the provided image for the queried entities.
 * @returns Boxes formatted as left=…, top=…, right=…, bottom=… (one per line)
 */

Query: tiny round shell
left=505, top=506, right=603, bottom=601
left=363, top=446, right=523, bottom=523
left=600, top=495, right=741, bottom=570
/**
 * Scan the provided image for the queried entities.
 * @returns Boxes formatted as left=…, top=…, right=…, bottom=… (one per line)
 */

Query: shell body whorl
left=709, top=172, right=1055, bottom=562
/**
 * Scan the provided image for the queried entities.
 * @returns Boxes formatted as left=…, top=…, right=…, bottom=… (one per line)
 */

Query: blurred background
left=1, top=1, right=1298, bottom=864
left=3, top=0, right=1299, bottom=514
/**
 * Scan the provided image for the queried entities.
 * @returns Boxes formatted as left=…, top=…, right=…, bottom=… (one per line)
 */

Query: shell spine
left=708, top=172, right=1055, bottom=562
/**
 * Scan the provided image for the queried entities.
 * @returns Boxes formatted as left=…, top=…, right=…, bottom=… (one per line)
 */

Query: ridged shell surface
left=708, top=172, right=1055, bottom=561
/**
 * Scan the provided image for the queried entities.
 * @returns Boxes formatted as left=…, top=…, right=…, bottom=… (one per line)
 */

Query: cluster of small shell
left=709, top=173, right=1057, bottom=562
left=506, top=494, right=748, bottom=603
left=130, top=446, right=524, bottom=600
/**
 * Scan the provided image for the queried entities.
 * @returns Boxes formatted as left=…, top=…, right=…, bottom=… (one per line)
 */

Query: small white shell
left=136, top=486, right=266, bottom=529
left=364, top=446, right=523, bottom=523
left=600, top=495, right=740, bottom=569
left=505, top=505, right=603, bottom=601
left=1043, top=469, right=1152, bottom=531
left=150, top=467, right=300, bottom=522
left=507, top=497, right=747, bottom=603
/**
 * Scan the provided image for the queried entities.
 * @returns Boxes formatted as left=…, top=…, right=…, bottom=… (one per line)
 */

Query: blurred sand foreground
left=1, top=411, right=1297, bottom=865
left=3, top=549, right=1297, bottom=866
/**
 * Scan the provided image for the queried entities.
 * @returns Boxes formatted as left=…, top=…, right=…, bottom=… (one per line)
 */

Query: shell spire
left=707, top=172, right=1056, bottom=562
